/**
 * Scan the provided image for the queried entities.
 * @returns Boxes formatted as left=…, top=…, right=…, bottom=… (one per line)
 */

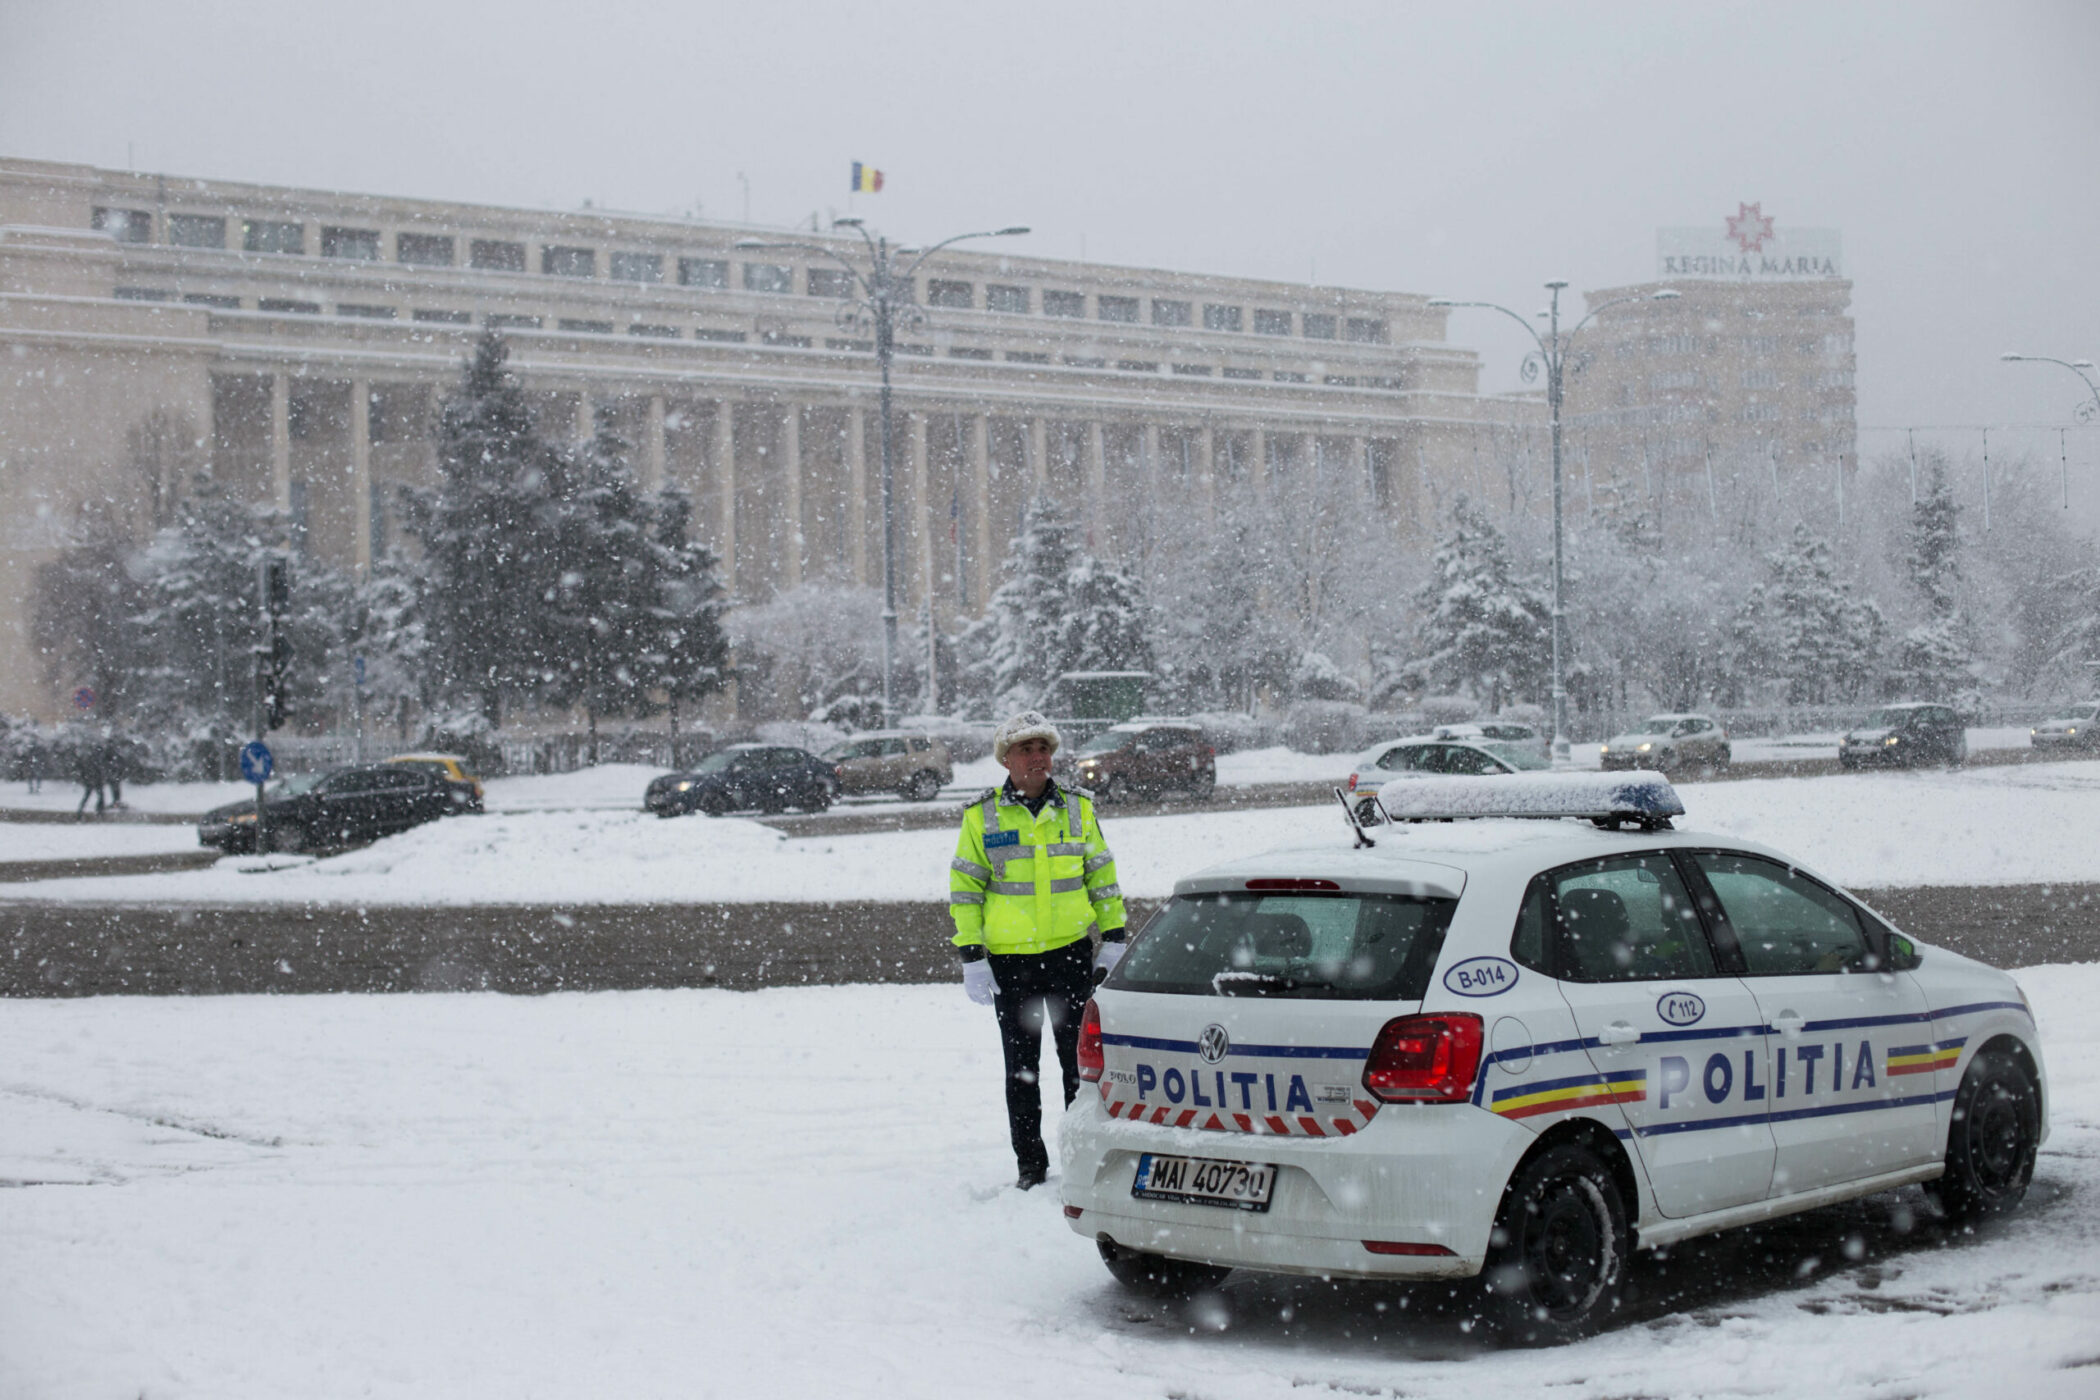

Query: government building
left=0, top=156, right=1540, bottom=719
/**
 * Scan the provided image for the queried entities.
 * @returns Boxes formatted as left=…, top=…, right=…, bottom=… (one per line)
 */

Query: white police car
left=1061, top=773, right=2046, bottom=1344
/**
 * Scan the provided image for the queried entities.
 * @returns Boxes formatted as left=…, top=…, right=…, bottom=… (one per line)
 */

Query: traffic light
left=259, top=555, right=292, bottom=731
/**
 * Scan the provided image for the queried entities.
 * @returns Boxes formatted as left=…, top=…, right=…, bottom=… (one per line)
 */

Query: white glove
left=963, top=959, right=998, bottom=1006
left=1094, top=940, right=1127, bottom=979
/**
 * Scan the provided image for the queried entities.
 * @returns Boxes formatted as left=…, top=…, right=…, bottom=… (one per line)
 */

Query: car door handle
left=1597, top=1020, right=1641, bottom=1046
left=1771, top=1011, right=1805, bottom=1039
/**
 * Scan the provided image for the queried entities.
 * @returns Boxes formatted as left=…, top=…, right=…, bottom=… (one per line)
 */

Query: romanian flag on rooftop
left=850, top=162, right=884, bottom=194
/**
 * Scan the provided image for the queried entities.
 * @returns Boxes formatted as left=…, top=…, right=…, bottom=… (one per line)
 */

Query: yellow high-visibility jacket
left=949, top=783, right=1126, bottom=956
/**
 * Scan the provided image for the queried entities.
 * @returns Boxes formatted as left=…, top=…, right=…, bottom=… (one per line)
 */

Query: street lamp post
left=1429, top=282, right=1680, bottom=766
left=736, top=220, right=1028, bottom=721
left=1999, top=352, right=2100, bottom=423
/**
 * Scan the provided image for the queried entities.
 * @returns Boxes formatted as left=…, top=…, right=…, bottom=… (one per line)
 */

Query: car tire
left=700, top=790, right=732, bottom=818
left=264, top=822, right=307, bottom=854
left=1481, top=1141, right=1629, bottom=1346
left=1100, top=775, right=1125, bottom=805
left=1928, top=1048, right=2039, bottom=1225
left=1840, top=755, right=1859, bottom=772
left=1096, top=1238, right=1231, bottom=1299
left=802, top=786, right=832, bottom=814
left=1191, top=771, right=1216, bottom=801
left=903, top=770, right=942, bottom=802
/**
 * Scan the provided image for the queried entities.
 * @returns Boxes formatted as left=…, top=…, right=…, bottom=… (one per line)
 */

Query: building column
left=970, top=412, right=991, bottom=614
left=1086, top=419, right=1106, bottom=547
left=847, top=406, right=868, bottom=586
left=1197, top=425, right=1216, bottom=510
left=1028, top=415, right=1048, bottom=493
left=270, top=371, right=292, bottom=515
left=713, top=399, right=737, bottom=594
left=910, top=413, right=932, bottom=613
left=350, top=378, right=372, bottom=577
left=643, top=393, right=666, bottom=492
left=1251, top=424, right=1268, bottom=499
left=574, top=392, right=595, bottom=444
left=1141, top=421, right=1161, bottom=518
left=780, top=403, right=803, bottom=588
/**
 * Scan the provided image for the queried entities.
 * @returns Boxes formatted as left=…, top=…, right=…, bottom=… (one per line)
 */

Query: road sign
left=354, top=655, right=367, bottom=687
left=73, top=687, right=96, bottom=710
left=239, top=740, right=275, bottom=785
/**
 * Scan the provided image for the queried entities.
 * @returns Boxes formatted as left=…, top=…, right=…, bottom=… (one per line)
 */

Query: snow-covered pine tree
left=981, top=496, right=1082, bottom=711
left=544, top=424, right=660, bottom=758
left=641, top=483, right=731, bottom=735
left=1894, top=450, right=1974, bottom=698
left=1407, top=496, right=1551, bottom=712
left=1056, top=555, right=1155, bottom=679
left=406, top=331, right=566, bottom=727
left=352, top=549, right=431, bottom=742
left=1757, top=523, right=1884, bottom=704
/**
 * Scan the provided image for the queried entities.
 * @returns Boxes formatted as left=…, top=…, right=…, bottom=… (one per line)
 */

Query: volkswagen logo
left=1197, top=1024, right=1231, bottom=1064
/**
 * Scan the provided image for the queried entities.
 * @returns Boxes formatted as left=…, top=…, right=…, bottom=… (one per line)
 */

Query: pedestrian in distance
left=949, top=710, right=1128, bottom=1189
left=72, top=735, right=106, bottom=817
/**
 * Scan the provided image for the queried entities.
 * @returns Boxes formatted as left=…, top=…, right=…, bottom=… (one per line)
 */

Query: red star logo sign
left=1725, top=201, right=1776, bottom=253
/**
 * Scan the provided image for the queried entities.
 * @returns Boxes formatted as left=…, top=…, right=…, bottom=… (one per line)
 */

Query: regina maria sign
left=1658, top=202, right=1843, bottom=280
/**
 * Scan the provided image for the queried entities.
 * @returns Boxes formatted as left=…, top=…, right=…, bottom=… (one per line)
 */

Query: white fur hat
left=993, top=710, right=1063, bottom=763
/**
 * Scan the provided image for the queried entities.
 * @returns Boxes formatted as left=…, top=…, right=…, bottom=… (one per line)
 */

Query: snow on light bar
left=1376, top=771, right=1685, bottom=826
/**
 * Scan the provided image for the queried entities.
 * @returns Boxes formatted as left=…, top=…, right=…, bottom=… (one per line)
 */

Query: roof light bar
left=1376, top=772, right=1684, bottom=828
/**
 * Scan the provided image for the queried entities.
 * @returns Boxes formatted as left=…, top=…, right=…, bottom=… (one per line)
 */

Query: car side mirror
left=1885, top=934, right=1922, bottom=973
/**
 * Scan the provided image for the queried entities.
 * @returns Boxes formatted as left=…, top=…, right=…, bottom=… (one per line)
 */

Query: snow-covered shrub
left=419, top=707, right=505, bottom=775
left=1281, top=700, right=1367, bottom=755
left=1184, top=710, right=1277, bottom=756
left=1419, top=695, right=1478, bottom=726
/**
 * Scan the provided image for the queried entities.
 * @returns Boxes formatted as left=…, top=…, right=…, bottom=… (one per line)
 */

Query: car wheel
left=1482, top=1141, right=1629, bottom=1345
left=1191, top=771, right=1216, bottom=801
left=802, top=785, right=832, bottom=814
left=1100, top=775, right=1125, bottom=805
left=1096, top=1238, right=1230, bottom=1299
left=1840, top=755, right=1859, bottom=772
left=902, top=770, right=942, bottom=802
left=700, top=789, right=732, bottom=818
left=264, top=822, right=307, bottom=854
left=1929, top=1048, right=2039, bottom=1225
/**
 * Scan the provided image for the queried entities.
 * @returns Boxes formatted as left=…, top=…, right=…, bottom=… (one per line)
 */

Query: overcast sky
left=4, top=0, right=2096, bottom=476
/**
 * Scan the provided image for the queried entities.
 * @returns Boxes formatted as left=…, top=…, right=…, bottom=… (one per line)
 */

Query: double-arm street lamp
left=1429, top=281, right=1680, bottom=766
left=1999, top=352, right=2100, bottom=423
left=735, top=219, right=1028, bottom=718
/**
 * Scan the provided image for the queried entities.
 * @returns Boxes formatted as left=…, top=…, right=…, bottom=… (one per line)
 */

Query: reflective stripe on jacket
left=949, top=784, right=1126, bottom=956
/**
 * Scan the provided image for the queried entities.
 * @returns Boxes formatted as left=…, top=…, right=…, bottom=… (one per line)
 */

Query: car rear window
left=1111, top=891, right=1456, bottom=1000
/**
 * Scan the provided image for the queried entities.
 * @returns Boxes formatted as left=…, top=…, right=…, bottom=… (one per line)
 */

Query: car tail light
left=1347, top=773, right=1358, bottom=791
left=1245, top=878, right=1340, bottom=891
left=1362, top=1240, right=1456, bottom=1256
left=1077, top=1000, right=1104, bottom=1082
left=1362, top=1014, right=1483, bottom=1103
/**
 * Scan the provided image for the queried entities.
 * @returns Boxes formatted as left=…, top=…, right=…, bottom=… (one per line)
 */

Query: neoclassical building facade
left=0, top=156, right=1537, bottom=718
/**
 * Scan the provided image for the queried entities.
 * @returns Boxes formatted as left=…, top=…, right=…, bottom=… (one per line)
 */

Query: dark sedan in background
left=198, top=764, right=454, bottom=853
left=1840, top=702, right=1967, bottom=768
left=645, top=744, right=836, bottom=816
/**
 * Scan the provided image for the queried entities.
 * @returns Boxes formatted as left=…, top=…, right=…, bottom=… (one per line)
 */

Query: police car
left=1060, top=773, right=2046, bottom=1344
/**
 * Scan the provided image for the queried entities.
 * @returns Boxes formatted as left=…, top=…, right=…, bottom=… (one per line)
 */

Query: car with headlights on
left=1599, top=714, right=1731, bottom=774
left=1343, top=736, right=1548, bottom=822
left=1838, top=703, right=1966, bottom=769
left=1067, top=721, right=1216, bottom=803
left=1061, top=771, right=2045, bottom=1344
left=644, top=744, right=835, bottom=816
left=2030, top=702, right=2099, bottom=752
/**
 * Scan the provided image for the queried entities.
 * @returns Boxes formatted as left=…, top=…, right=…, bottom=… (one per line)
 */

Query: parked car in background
left=1840, top=703, right=1966, bottom=769
left=1344, top=736, right=1549, bottom=821
left=1067, top=722, right=1215, bottom=803
left=2031, top=702, right=2100, bottom=752
left=385, top=751, right=485, bottom=812
left=645, top=744, right=835, bottom=817
left=1599, top=714, right=1731, bottom=773
left=198, top=764, right=453, bottom=854
left=823, top=731, right=953, bottom=801
left=1431, top=720, right=1545, bottom=751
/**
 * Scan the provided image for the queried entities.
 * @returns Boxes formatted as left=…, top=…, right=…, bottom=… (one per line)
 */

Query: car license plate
left=1131, top=1153, right=1276, bottom=1212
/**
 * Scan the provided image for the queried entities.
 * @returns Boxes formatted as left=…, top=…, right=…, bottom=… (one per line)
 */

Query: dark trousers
left=989, top=939, right=1093, bottom=1176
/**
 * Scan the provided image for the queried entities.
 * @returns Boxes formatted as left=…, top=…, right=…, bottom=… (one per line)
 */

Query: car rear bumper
left=1599, top=753, right=1665, bottom=770
left=2031, top=733, right=2090, bottom=749
left=1057, top=1093, right=1531, bottom=1279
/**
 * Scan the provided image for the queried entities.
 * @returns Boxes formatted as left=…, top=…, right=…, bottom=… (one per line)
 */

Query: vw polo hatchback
left=1061, top=773, right=2046, bottom=1343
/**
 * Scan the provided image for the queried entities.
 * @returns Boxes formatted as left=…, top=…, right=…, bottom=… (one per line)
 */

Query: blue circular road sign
left=239, top=740, right=275, bottom=785
left=73, top=687, right=96, bottom=710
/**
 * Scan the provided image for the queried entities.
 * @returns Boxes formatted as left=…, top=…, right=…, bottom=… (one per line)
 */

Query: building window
left=183, top=293, right=241, bottom=309
left=986, top=284, right=1029, bottom=313
left=1273, top=370, right=1308, bottom=382
left=542, top=245, right=596, bottom=278
left=1202, top=304, right=1242, bottom=332
left=397, top=233, right=454, bottom=267
left=114, top=286, right=173, bottom=301
left=610, top=251, right=664, bottom=283
left=1221, top=366, right=1262, bottom=380
left=1651, top=369, right=1701, bottom=391
left=678, top=257, right=728, bottom=288
left=1171, top=363, right=1213, bottom=376
left=320, top=226, right=381, bottom=260
left=168, top=214, right=226, bottom=249
left=243, top=220, right=305, bottom=255
left=486, top=313, right=542, bottom=330
left=1062, top=355, right=1107, bottom=368
left=1116, top=359, right=1159, bottom=373
left=948, top=347, right=993, bottom=360
left=1253, top=308, right=1292, bottom=336
left=93, top=208, right=153, bottom=243
left=1098, top=295, right=1139, bottom=323
left=1343, top=317, right=1387, bottom=344
left=630, top=323, right=679, bottom=338
left=1043, top=290, right=1086, bottom=318
left=693, top=327, right=749, bottom=343
left=558, top=318, right=615, bottom=333
left=807, top=267, right=855, bottom=298
left=1151, top=299, right=1191, bottom=327
left=826, top=337, right=873, bottom=351
left=927, top=279, right=973, bottom=309
left=412, top=309, right=472, bottom=324
left=337, top=304, right=397, bottom=319
left=1005, top=350, right=1050, bottom=363
left=257, top=297, right=321, bottom=313
left=470, top=239, right=526, bottom=272
left=1302, top=313, right=1337, bottom=340
left=761, top=330, right=813, bottom=348
left=742, top=262, right=792, bottom=294
left=1741, top=368, right=1781, bottom=390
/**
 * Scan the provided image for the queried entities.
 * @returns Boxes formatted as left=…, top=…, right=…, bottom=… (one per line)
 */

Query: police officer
left=950, top=710, right=1127, bottom=1189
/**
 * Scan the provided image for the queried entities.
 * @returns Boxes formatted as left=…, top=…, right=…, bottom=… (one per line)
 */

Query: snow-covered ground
left=0, top=823, right=203, bottom=863
left=5, top=759, right=2099, bottom=906
left=2, top=965, right=2094, bottom=1400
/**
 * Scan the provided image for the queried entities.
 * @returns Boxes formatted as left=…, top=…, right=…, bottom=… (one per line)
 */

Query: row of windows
left=93, top=205, right=1389, bottom=344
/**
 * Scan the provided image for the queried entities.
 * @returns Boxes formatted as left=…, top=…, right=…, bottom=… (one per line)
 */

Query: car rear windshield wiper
left=1212, top=970, right=1344, bottom=996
